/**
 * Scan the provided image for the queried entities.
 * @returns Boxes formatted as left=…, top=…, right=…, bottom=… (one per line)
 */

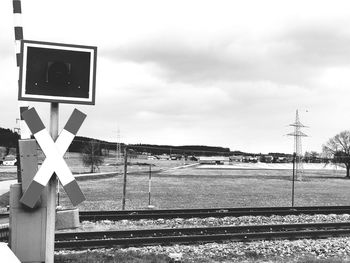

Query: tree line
left=57, top=130, right=350, bottom=178
left=0, top=128, right=19, bottom=149
left=3, top=126, right=350, bottom=178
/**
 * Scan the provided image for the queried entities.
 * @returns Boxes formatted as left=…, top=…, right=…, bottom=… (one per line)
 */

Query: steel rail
left=55, top=229, right=350, bottom=249
left=80, top=205, right=350, bottom=215
left=79, top=206, right=350, bottom=221
left=1, top=220, right=350, bottom=247
left=54, top=222, right=350, bottom=249
left=1, top=205, right=350, bottom=222
left=55, top=222, right=350, bottom=240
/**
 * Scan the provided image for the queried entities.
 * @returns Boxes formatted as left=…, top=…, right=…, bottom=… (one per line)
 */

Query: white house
left=199, top=156, right=230, bottom=165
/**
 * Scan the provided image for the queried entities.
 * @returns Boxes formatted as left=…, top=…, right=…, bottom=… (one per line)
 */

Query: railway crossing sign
left=20, top=107, right=86, bottom=208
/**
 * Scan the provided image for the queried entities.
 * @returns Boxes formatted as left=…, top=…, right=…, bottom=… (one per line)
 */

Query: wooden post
left=148, top=164, right=152, bottom=206
left=122, top=147, right=127, bottom=210
left=292, top=152, right=296, bottom=207
left=46, top=102, right=59, bottom=263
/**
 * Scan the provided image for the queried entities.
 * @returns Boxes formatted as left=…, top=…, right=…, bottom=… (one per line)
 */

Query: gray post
left=292, top=152, right=296, bottom=207
left=45, top=102, right=59, bottom=263
left=122, top=147, right=127, bottom=210
left=148, top=164, right=152, bottom=206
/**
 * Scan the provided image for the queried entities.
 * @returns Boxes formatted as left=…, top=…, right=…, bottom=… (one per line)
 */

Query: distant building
left=230, top=155, right=244, bottom=162
left=2, top=155, right=17, bottom=166
left=188, top=156, right=198, bottom=161
left=243, top=156, right=258, bottom=163
left=199, top=156, right=229, bottom=165
left=276, top=156, right=288, bottom=163
left=158, top=154, right=170, bottom=160
left=260, top=155, right=274, bottom=163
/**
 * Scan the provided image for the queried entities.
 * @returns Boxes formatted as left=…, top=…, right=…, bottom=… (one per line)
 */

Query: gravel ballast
left=56, top=214, right=350, bottom=262
left=75, top=213, right=350, bottom=231
left=56, top=237, right=350, bottom=262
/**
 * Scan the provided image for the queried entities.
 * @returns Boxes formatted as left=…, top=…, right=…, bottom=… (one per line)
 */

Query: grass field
left=55, top=160, right=350, bottom=210
left=2, top=153, right=349, bottom=210
left=3, top=156, right=350, bottom=262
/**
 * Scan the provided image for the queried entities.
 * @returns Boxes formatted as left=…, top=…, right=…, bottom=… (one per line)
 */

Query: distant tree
left=322, top=131, right=350, bottom=177
left=0, top=128, right=19, bottom=148
left=81, top=140, right=104, bottom=173
left=304, top=151, right=320, bottom=163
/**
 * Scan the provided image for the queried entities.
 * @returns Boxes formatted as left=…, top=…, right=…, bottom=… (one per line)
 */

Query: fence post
left=122, top=147, right=127, bottom=210
left=148, top=164, right=152, bottom=206
left=292, top=152, right=296, bottom=207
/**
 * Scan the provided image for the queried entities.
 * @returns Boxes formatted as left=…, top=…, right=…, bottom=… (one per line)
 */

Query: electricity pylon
left=287, top=110, right=308, bottom=180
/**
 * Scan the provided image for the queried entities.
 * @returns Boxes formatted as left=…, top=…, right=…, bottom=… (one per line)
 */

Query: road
left=0, top=180, right=17, bottom=196
left=0, top=166, right=17, bottom=196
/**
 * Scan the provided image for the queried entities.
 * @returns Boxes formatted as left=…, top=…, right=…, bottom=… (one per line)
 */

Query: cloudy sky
left=1, top=0, right=350, bottom=154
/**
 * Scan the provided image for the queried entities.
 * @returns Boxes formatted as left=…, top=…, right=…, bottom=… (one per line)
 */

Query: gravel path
left=0, top=179, right=16, bottom=196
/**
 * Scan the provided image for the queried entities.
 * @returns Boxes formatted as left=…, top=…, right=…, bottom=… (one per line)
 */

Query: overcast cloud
left=1, top=0, right=350, bottom=153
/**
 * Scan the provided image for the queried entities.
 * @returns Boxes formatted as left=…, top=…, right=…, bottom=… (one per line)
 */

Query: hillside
left=0, top=126, right=256, bottom=156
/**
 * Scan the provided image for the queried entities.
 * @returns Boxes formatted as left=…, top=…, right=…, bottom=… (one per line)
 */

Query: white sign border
left=18, top=40, right=97, bottom=105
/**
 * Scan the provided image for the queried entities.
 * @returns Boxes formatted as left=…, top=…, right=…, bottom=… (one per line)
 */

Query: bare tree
left=322, top=130, right=350, bottom=177
left=82, top=140, right=104, bottom=173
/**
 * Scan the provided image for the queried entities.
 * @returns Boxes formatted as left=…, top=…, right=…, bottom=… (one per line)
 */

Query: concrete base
left=55, top=208, right=80, bottom=230
left=147, top=205, right=156, bottom=210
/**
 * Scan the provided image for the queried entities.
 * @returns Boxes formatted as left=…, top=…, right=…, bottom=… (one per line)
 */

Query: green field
left=4, top=157, right=350, bottom=263
left=3, top=153, right=349, bottom=210
left=57, top=162, right=350, bottom=210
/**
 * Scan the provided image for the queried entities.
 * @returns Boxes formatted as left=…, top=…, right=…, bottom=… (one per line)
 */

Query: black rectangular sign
left=19, top=40, right=97, bottom=105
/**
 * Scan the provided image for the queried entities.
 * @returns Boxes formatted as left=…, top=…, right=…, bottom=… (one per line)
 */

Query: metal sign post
left=18, top=106, right=86, bottom=263
left=46, top=102, right=59, bottom=263
left=13, top=38, right=97, bottom=262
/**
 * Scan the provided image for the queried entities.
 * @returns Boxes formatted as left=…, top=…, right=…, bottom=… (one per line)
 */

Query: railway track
left=1, top=207, right=350, bottom=249
left=55, top=222, right=350, bottom=249
left=1, top=205, right=350, bottom=222
left=79, top=205, right=350, bottom=221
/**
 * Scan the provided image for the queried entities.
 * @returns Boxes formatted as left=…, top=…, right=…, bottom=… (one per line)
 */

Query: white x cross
left=20, top=108, right=86, bottom=208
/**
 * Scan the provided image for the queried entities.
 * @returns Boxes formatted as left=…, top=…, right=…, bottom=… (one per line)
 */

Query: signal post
left=10, top=40, right=97, bottom=262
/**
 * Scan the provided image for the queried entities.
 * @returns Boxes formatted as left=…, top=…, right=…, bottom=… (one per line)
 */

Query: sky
left=1, top=0, right=350, bottom=154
